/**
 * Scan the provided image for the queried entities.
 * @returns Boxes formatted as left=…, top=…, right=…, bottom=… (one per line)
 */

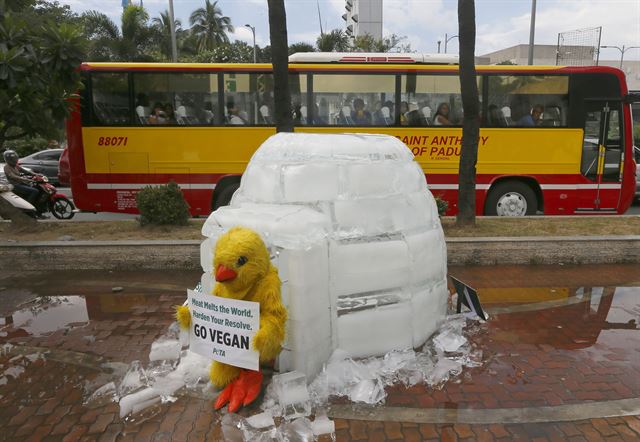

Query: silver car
left=18, top=149, right=63, bottom=185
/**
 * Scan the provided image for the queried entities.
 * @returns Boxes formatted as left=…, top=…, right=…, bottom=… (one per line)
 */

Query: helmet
left=3, top=150, right=18, bottom=167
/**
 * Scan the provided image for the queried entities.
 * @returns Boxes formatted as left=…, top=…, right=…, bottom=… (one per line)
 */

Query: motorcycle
left=0, top=179, right=38, bottom=217
left=31, top=174, right=76, bottom=220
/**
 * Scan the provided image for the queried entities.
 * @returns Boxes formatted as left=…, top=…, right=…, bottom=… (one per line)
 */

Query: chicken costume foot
left=174, top=227, right=287, bottom=412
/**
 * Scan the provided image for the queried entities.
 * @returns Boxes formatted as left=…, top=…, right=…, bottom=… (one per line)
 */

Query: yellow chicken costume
left=175, top=226, right=287, bottom=412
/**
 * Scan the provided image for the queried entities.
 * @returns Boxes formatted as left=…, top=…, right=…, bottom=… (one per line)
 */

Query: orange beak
left=215, top=264, right=237, bottom=282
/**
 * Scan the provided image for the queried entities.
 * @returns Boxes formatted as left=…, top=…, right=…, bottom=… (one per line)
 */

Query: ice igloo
left=200, top=133, right=448, bottom=379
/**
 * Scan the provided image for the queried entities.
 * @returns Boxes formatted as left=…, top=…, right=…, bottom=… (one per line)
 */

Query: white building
left=480, top=44, right=640, bottom=91
left=342, top=0, right=383, bottom=40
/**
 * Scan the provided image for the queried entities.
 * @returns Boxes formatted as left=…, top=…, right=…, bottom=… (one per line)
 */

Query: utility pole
left=445, top=33, right=459, bottom=54
left=245, top=24, right=257, bottom=63
left=168, top=0, right=178, bottom=62
left=600, top=45, right=640, bottom=69
left=527, top=0, right=537, bottom=65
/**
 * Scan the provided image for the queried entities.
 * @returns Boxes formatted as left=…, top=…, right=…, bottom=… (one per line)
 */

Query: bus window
left=311, top=74, right=396, bottom=126
left=222, top=73, right=268, bottom=125
left=486, top=75, right=569, bottom=128
left=133, top=73, right=217, bottom=125
left=91, top=73, right=131, bottom=126
left=402, top=74, right=472, bottom=127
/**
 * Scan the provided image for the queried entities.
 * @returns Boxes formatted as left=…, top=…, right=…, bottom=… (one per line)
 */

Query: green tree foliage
left=288, top=42, right=315, bottom=55
left=316, top=29, right=350, bottom=52
left=82, top=6, right=156, bottom=61
left=0, top=0, right=85, bottom=148
left=152, top=10, right=183, bottom=61
left=136, top=181, right=190, bottom=226
left=352, top=34, right=411, bottom=53
left=189, top=0, right=233, bottom=52
left=185, top=40, right=253, bottom=63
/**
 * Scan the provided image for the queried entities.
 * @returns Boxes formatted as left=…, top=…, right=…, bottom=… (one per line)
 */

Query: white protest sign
left=188, top=289, right=260, bottom=370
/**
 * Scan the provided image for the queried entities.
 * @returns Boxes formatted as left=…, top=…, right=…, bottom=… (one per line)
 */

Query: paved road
left=56, top=187, right=640, bottom=220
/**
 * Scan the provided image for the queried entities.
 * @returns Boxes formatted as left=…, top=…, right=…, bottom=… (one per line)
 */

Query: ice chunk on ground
left=273, top=371, right=311, bottom=420
left=149, top=339, right=181, bottom=362
left=241, top=411, right=278, bottom=441
left=349, top=378, right=386, bottom=404
left=311, top=410, right=336, bottom=439
left=433, top=329, right=468, bottom=352
left=118, top=361, right=148, bottom=396
left=86, top=382, right=116, bottom=406
left=281, top=417, right=314, bottom=442
left=221, top=413, right=244, bottom=442
left=119, top=387, right=159, bottom=418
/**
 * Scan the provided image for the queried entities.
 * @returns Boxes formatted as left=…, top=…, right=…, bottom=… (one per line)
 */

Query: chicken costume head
left=175, top=226, right=287, bottom=413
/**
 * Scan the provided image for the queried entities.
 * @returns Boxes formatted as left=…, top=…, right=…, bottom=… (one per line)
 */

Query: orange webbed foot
left=213, top=369, right=263, bottom=413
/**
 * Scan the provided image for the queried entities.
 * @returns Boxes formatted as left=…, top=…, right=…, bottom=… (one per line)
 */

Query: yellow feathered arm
left=175, top=305, right=191, bottom=330
left=252, top=267, right=287, bottom=362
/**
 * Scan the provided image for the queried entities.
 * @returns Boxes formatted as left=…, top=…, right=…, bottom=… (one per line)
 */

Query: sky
left=58, top=0, right=640, bottom=61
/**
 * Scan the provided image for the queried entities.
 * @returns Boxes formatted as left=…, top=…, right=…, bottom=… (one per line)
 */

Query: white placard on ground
left=188, top=289, right=260, bottom=370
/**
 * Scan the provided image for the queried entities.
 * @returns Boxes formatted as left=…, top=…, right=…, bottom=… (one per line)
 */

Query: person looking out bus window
left=164, top=104, right=177, bottom=124
left=434, top=103, right=453, bottom=126
left=517, top=104, right=544, bottom=127
left=227, top=102, right=246, bottom=125
left=352, top=98, right=371, bottom=125
left=148, top=102, right=169, bottom=124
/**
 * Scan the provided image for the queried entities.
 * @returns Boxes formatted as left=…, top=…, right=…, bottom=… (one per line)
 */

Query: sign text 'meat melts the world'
left=188, top=289, right=260, bottom=370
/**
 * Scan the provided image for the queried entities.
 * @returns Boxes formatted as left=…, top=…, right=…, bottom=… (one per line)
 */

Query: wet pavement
left=0, top=265, right=639, bottom=441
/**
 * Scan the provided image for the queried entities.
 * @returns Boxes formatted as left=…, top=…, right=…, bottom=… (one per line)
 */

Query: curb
left=1, top=236, right=640, bottom=270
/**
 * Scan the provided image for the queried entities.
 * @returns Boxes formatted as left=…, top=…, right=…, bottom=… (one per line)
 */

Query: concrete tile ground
left=0, top=265, right=639, bottom=441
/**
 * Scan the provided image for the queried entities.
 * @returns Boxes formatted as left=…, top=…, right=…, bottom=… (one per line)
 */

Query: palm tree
left=288, top=42, right=315, bottom=55
left=152, top=10, right=182, bottom=60
left=82, top=5, right=155, bottom=61
left=189, top=0, right=234, bottom=52
left=316, top=29, right=350, bottom=52
left=456, top=0, right=480, bottom=225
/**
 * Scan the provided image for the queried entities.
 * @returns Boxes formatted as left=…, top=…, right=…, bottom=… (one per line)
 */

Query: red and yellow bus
left=66, top=54, right=637, bottom=216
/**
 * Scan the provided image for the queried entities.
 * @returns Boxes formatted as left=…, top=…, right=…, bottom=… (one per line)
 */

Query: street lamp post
left=437, top=40, right=441, bottom=53
left=600, top=45, right=640, bottom=69
left=245, top=24, right=256, bottom=63
left=444, top=33, right=458, bottom=54
left=528, top=0, right=537, bottom=65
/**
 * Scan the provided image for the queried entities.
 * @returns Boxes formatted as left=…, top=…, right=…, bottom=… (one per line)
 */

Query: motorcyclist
left=2, top=150, right=47, bottom=217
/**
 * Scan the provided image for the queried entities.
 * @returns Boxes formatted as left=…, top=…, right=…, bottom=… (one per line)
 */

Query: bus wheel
left=485, top=181, right=537, bottom=216
left=212, top=183, right=239, bottom=211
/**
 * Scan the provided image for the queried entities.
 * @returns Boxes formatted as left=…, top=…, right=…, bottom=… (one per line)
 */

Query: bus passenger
left=164, top=104, right=177, bottom=124
left=400, top=101, right=409, bottom=125
left=516, top=104, right=543, bottom=127
left=227, top=102, right=246, bottom=125
left=148, top=102, right=169, bottom=124
left=352, top=98, right=371, bottom=125
left=434, top=103, right=453, bottom=126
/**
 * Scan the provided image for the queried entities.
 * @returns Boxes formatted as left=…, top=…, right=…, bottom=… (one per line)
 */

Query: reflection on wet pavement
left=0, top=265, right=638, bottom=440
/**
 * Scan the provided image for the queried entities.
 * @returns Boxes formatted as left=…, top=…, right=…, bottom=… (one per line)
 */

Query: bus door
left=578, top=100, right=623, bottom=212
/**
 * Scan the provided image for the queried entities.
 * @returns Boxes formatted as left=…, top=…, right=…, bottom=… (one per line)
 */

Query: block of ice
left=272, top=371, right=311, bottom=420
left=199, top=238, right=214, bottom=273
left=85, top=382, right=116, bottom=407
left=411, top=283, right=448, bottom=347
left=119, top=387, right=159, bottom=418
left=282, top=163, right=340, bottom=202
left=349, top=378, right=386, bottom=404
left=283, top=317, right=331, bottom=353
left=240, top=162, right=283, bottom=202
left=118, top=360, right=148, bottom=396
left=336, top=302, right=413, bottom=358
left=241, top=411, right=279, bottom=441
left=221, top=413, right=244, bottom=442
left=200, top=272, right=213, bottom=297
left=330, top=239, right=410, bottom=297
left=311, top=411, right=336, bottom=438
left=149, top=339, right=181, bottom=362
left=405, top=229, right=447, bottom=285
left=281, top=417, right=314, bottom=442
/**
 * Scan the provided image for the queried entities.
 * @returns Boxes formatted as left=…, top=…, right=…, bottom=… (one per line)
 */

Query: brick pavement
left=0, top=266, right=639, bottom=441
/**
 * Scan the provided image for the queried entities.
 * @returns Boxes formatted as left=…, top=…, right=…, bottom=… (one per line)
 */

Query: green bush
left=136, top=181, right=190, bottom=226
left=435, top=195, right=448, bottom=216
